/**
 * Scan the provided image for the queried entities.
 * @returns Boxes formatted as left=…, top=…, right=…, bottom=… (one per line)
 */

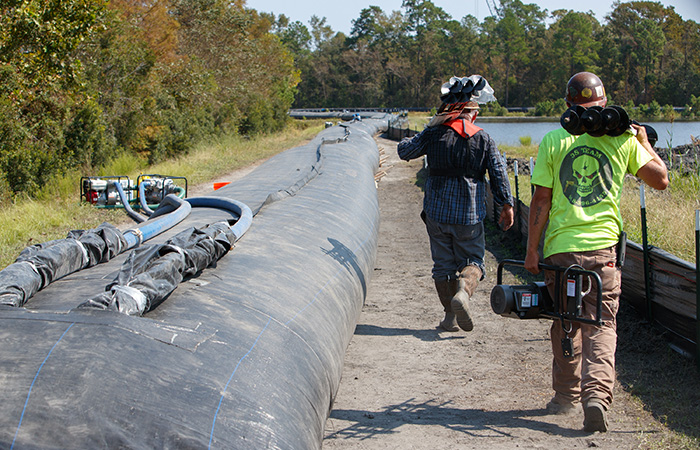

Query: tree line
left=277, top=0, right=700, bottom=115
left=0, top=0, right=298, bottom=198
left=1, top=0, right=699, bottom=199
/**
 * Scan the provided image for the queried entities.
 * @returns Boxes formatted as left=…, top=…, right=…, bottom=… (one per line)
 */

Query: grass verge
left=616, top=302, right=700, bottom=449
left=0, top=120, right=325, bottom=268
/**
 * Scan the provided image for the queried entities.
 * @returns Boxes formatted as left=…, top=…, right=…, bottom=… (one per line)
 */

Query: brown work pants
left=544, top=247, right=620, bottom=408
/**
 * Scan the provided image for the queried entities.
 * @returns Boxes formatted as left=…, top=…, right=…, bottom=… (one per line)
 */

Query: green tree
left=601, top=1, right=673, bottom=104
left=481, top=0, right=546, bottom=106
left=401, top=0, right=450, bottom=34
left=349, top=6, right=388, bottom=47
left=655, top=9, right=700, bottom=106
left=277, top=19, right=312, bottom=58
left=0, top=0, right=107, bottom=88
left=172, top=0, right=298, bottom=135
left=309, top=15, right=334, bottom=50
left=632, top=18, right=666, bottom=103
left=398, top=0, right=452, bottom=106
left=347, top=6, right=408, bottom=106
left=440, top=16, right=482, bottom=77
left=287, top=0, right=700, bottom=109
left=0, top=0, right=108, bottom=195
left=547, top=10, right=601, bottom=89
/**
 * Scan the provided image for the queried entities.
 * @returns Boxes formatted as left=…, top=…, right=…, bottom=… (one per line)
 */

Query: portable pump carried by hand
left=490, top=260, right=605, bottom=357
left=491, top=259, right=604, bottom=324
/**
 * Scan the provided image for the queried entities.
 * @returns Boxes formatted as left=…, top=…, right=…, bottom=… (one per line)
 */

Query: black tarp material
left=79, top=221, right=235, bottom=315
left=0, top=222, right=127, bottom=307
left=0, top=114, right=388, bottom=449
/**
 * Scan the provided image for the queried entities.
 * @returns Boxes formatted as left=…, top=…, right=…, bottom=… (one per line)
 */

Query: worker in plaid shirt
left=398, top=83, right=513, bottom=333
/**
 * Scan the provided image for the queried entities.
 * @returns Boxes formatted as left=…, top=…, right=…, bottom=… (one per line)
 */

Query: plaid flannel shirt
left=397, top=124, right=513, bottom=225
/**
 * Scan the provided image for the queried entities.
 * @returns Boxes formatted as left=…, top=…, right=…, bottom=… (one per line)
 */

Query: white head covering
left=439, top=75, right=497, bottom=105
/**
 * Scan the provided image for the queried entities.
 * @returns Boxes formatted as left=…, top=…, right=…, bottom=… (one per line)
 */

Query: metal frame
left=497, top=259, right=604, bottom=326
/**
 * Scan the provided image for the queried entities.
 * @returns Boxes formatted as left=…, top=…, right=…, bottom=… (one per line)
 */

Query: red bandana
left=444, top=118, right=482, bottom=138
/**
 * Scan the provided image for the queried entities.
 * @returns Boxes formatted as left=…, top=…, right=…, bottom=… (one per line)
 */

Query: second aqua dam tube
left=0, top=113, right=389, bottom=449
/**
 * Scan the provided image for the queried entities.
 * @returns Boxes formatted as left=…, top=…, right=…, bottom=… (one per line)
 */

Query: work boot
left=546, top=397, right=580, bottom=416
left=451, top=265, right=481, bottom=332
left=583, top=398, right=609, bottom=432
left=439, top=312, right=459, bottom=332
left=434, top=279, right=459, bottom=332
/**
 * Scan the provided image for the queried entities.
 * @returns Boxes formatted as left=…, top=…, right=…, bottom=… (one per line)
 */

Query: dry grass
left=0, top=196, right=126, bottom=268
left=146, top=122, right=325, bottom=186
left=616, top=301, right=700, bottom=449
left=620, top=175, right=698, bottom=263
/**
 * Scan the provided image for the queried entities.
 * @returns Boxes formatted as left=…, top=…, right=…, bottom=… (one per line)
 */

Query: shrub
left=239, top=95, right=275, bottom=136
left=634, top=101, right=664, bottom=120
left=531, top=99, right=566, bottom=117
left=1, top=144, right=53, bottom=195
left=481, top=102, right=508, bottom=116
left=239, top=85, right=293, bottom=136
left=63, top=99, right=114, bottom=170
left=681, top=104, right=694, bottom=119
left=682, top=95, right=700, bottom=119
left=532, top=100, right=554, bottom=116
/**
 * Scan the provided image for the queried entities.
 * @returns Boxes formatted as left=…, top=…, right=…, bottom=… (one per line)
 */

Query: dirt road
left=321, top=136, right=674, bottom=450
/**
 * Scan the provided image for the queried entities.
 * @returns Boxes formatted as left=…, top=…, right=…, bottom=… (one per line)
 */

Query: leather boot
left=434, top=279, right=459, bottom=332
left=451, top=265, right=481, bottom=332
left=583, top=398, right=609, bottom=432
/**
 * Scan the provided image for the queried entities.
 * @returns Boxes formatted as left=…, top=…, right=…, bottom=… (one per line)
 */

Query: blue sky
left=249, top=0, right=700, bottom=35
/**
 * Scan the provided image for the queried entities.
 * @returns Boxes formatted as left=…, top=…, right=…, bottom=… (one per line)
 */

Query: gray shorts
left=424, top=214, right=485, bottom=281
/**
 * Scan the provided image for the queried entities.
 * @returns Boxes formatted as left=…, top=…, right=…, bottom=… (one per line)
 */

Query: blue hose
left=113, top=181, right=252, bottom=246
left=123, top=194, right=192, bottom=249
left=186, top=197, right=253, bottom=242
left=138, top=181, right=155, bottom=217
left=114, top=181, right=148, bottom=223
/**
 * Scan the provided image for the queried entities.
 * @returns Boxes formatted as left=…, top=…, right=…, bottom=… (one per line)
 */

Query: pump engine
left=490, top=259, right=604, bottom=326
left=81, top=174, right=187, bottom=208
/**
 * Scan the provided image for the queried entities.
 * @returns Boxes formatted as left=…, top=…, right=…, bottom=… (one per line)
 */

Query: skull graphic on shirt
left=559, top=146, right=613, bottom=207
left=572, top=155, right=601, bottom=197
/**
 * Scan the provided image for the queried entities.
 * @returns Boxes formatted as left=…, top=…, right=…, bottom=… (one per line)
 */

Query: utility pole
left=485, top=0, right=501, bottom=17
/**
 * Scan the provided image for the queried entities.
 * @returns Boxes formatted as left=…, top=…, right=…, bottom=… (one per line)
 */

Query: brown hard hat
left=565, top=72, right=607, bottom=107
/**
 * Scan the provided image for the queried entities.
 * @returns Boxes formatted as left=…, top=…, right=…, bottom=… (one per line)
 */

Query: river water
left=476, top=119, right=700, bottom=148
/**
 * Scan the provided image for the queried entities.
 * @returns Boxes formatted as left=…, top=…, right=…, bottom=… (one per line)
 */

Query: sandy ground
left=320, top=135, right=673, bottom=450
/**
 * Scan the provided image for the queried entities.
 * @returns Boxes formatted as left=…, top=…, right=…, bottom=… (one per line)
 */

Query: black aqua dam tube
left=0, top=114, right=388, bottom=449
